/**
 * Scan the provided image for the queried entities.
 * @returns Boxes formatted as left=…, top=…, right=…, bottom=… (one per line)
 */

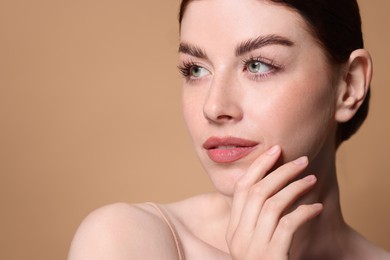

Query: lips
left=203, top=136, right=259, bottom=163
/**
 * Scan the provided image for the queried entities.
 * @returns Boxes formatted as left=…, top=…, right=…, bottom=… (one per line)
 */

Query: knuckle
left=225, top=231, right=232, bottom=243
left=225, top=228, right=236, bottom=244
left=229, top=244, right=240, bottom=256
left=262, top=198, right=281, bottom=212
left=248, top=184, right=263, bottom=196
left=229, top=237, right=244, bottom=256
left=235, top=179, right=250, bottom=193
left=279, top=216, right=293, bottom=231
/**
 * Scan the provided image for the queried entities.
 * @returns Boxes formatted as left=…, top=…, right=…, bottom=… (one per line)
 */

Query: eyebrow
left=236, top=34, right=294, bottom=56
left=178, top=34, right=294, bottom=59
left=178, top=42, right=208, bottom=59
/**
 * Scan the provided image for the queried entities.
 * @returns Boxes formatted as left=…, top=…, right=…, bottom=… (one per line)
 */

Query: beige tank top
left=147, top=203, right=185, bottom=260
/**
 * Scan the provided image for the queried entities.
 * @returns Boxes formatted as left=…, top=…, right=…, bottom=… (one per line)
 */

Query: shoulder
left=347, top=228, right=390, bottom=260
left=358, top=241, right=390, bottom=260
left=354, top=242, right=390, bottom=260
left=68, top=203, right=182, bottom=260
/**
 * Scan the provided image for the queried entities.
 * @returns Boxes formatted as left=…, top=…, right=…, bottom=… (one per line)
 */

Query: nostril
left=216, top=114, right=234, bottom=121
left=203, top=106, right=242, bottom=124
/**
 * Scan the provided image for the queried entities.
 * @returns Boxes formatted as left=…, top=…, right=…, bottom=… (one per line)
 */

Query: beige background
left=0, top=0, right=389, bottom=259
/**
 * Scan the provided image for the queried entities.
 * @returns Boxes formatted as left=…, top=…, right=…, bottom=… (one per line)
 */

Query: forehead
left=180, top=0, right=315, bottom=49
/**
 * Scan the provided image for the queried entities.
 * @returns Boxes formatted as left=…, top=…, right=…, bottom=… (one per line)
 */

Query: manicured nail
left=293, top=156, right=308, bottom=165
left=313, top=203, right=323, bottom=211
left=267, top=145, right=280, bottom=155
left=303, top=175, right=316, bottom=183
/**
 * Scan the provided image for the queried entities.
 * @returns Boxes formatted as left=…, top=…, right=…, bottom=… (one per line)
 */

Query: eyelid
left=241, top=56, right=283, bottom=80
left=178, top=56, right=283, bottom=82
left=241, top=56, right=281, bottom=69
left=177, top=59, right=211, bottom=82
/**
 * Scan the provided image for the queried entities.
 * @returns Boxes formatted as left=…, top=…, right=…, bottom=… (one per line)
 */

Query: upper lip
left=203, top=136, right=259, bottom=149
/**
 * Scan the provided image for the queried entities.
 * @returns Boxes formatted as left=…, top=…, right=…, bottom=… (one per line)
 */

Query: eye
left=247, top=60, right=272, bottom=74
left=190, top=65, right=210, bottom=78
left=241, top=56, right=282, bottom=80
left=178, top=61, right=211, bottom=82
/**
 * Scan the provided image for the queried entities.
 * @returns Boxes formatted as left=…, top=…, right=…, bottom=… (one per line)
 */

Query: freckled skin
left=180, top=0, right=338, bottom=195
left=68, top=1, right=388, bottom=259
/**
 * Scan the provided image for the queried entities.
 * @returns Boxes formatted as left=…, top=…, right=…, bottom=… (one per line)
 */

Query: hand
left=226, top=145, right=323, bottom=260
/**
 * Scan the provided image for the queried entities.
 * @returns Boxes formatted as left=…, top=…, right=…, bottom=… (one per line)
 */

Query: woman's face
left=180, top=0, right=340, bottom=195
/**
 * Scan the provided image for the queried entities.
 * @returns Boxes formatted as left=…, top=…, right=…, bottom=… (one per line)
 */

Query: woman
left=68, top=0, right=390, bottom=259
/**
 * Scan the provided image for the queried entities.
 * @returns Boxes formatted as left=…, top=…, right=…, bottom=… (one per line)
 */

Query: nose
left=203, top=73, right=243, bottom=124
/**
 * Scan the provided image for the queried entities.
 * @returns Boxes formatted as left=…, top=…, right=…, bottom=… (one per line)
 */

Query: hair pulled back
left=178, top=0, right=370, bottom=144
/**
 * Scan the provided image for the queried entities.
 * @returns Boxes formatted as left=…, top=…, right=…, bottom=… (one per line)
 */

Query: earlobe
left=335, top=49, right=373, bottom=123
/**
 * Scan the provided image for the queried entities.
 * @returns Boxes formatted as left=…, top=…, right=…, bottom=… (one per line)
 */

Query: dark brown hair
left=178, top=0, right=370, bottom=144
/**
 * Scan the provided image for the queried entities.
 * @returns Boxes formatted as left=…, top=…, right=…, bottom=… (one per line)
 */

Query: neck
left=214, top=144, right=350, bottom=258
left=288, top=150, right=349, bottom=259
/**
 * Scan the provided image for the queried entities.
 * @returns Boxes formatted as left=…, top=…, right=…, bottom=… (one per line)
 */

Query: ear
left=335, top=49, right=373, bottom=123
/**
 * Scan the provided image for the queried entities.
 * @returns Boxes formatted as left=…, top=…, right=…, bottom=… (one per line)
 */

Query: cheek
left=288, top=91, right=336, bottom=159
left=182, top=91, right=203, bottom=140
left=248, top=78, right=337, bottom=160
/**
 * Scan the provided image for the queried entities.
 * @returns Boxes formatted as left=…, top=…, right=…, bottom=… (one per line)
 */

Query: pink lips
left=203, top=136, right=259, bottom=163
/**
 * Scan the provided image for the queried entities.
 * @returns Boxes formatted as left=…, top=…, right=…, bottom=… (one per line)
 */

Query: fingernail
left=293, top=156, right=308, bottom=165
left=303, top=175, right=316, bottom=183
left=313, top=203, right=323, bottom=211
left=267, top=145, right=280, bottom=155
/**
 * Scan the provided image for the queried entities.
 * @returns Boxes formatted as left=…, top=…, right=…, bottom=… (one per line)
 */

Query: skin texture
left=68, top=0, right=389, bottom=259
left=180, top=0, right=339, bottom=196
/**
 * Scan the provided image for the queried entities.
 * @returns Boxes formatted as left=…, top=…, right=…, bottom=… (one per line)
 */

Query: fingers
left=270, top=203, right=323, bottom=253
left=234, top=156, right=310, bottom=242
left=237, top=145, right=282, bottom=189
left=227, top=145, right=281, bottom=242
left=226, top=145, right=324, bottom=259
left=253, top=174, right=317, bottom=243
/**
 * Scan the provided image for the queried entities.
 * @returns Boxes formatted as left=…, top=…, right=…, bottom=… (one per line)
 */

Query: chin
left=203, top=164, right=247, bottom=197
left=197, top=147, right=264, bottom=196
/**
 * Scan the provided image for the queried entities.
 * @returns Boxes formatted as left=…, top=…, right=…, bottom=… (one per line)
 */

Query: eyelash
left=177, top=60, right=198, bottom=78
left=241, top=56, right=283, bottom=80
left=177, top=57, right=283, bottom=82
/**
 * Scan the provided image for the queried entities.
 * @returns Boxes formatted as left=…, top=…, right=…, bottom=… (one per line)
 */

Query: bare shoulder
left=356, top=240, right=390, bottom=260
left=68, top=203, right=182, bottom=260
left=359, top=240, right=390, bottom=260
left=348, top=228, right=390, bottom=260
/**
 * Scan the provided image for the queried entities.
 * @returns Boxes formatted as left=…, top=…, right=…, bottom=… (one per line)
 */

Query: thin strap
left=146, top=203, right=185, bottom=260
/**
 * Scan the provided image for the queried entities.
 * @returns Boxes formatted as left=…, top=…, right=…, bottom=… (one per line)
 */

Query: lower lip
left=206, top=146, right=257, bottom=163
